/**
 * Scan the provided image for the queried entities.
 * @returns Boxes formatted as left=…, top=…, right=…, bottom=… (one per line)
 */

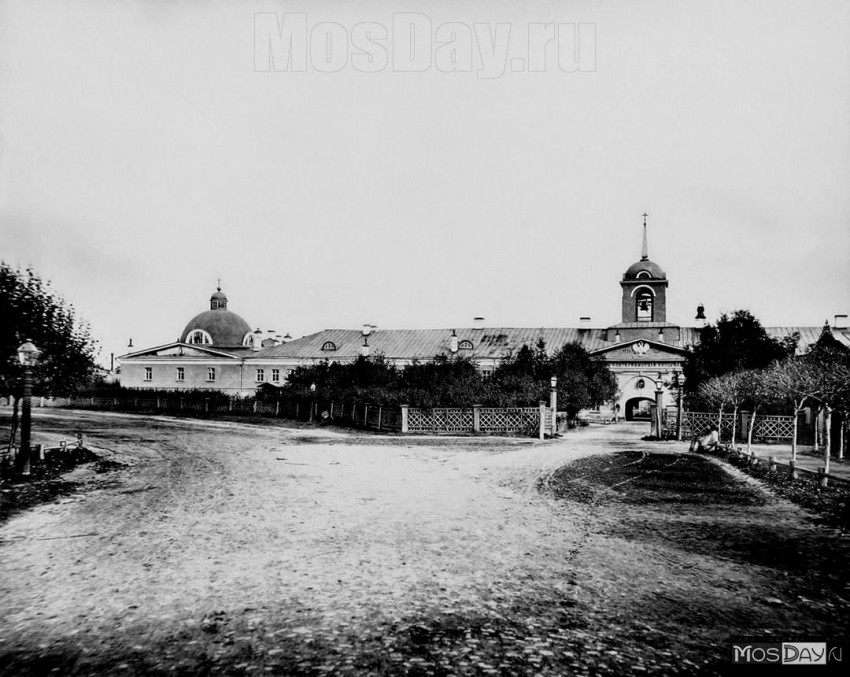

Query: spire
left=641, top=213, right=649, bottom=261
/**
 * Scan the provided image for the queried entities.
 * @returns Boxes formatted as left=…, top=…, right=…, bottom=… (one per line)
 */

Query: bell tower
left=620, top=215, right=668, bottom=323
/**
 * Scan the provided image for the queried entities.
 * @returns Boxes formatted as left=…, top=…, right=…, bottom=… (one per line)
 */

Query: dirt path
left=0, top=412, right=848, bottom=675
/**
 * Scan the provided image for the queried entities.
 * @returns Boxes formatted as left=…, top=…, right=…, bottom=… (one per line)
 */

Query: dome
left=181, top=310, right=252, bottom=347
left=180, top=286, right=251, bottom=347
left=623, top=258, right=666, bottom=280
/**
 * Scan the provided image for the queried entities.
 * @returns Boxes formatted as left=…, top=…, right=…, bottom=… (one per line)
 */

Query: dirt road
left=1, top=411, right=848, bottom=675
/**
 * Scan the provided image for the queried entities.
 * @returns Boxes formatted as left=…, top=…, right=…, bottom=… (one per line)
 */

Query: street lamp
left=16, top=339, right=41, bottom=474
left=549, top=375, right=558, bottom=437
left=652, top=378, right=665, bottom=440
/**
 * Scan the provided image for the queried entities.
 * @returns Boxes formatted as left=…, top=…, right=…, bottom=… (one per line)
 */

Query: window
left=256, top=369, right=265, bottom=382
left=321, top=341, right=337, bottom=351
left=636, top=270, right=652, bottom=279
left=144, top=367, right=152, bottom=381
left=481, top=369, right=493, bottom=379
left=272, top=369, right=280, bottom=383
left=187, top=329, right=212, bottom=345
left=207, top=367, right=216, bottom=381
left=176, top=367, right=185, bottom=381
left=458, top=340, right=474, bottom=350
left=636, top=291, right=653, bottom=322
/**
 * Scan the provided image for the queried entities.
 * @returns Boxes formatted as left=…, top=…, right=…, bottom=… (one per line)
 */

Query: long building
left=118, top=225, right=845, bottom=419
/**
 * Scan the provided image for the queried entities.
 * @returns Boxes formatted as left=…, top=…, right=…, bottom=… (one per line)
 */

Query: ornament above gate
left=631, top=341, right=650, bottom=355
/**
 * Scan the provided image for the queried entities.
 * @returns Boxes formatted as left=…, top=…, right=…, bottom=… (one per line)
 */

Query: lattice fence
left=668, top=410, right=797, bottom=442
left=479, top=407, right=541, bottom=434
left=407, top=408, right=474, bottom=433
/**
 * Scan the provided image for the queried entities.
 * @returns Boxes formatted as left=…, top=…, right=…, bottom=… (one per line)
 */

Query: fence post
left=35, top=443, right=44, bottom=461
left=275, top=401, right=280, bottom=417
left=818, top=467, right=828, bottom=489
left=539, top=401, right=546, bottom=440
left=204, top=398, right=209, bottom=413
left=377, top=406, right=383, bottom=431
left=253, top=400, right=258, bottom=414
left=363, top=404, right=369, bottom=428
left=156, top=397, right=160, bottom=410
left=789, top=460, right=798, bottom=479
left=768, top=456, right=776, bottom=472
left=39, top=396, right=44, bottom=408
left=401, top=404, right=409, bottom=433
left=472, top=404, right=481, bottom=433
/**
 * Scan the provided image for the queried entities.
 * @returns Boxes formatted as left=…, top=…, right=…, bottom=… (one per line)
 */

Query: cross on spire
left=217, top=278, right=221, bottom=291
left=641, top=213, right=649, bottom=260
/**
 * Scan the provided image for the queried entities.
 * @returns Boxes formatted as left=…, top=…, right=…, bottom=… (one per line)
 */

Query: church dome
left=623, top=258, right=666, bottom=280
left=180, top=287, right=252, bottom=347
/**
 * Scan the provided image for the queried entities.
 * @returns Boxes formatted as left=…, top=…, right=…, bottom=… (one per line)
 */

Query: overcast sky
left=1, top=0, right=848, bottom=365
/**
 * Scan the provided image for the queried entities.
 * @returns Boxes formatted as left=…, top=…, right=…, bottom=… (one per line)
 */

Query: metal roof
left=252, top=325, right=839, bottom=362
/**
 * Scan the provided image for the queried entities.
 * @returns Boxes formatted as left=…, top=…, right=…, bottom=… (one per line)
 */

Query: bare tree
left=763, top=360, right=823, bottom=463
left=738, top=368, right=775, bottom=453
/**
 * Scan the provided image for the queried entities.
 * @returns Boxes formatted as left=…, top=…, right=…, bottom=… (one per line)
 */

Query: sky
left=1, top=0, right=849, bottom=366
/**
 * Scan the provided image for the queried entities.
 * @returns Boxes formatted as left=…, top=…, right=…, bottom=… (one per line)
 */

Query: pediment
left=118, top=342, right=240, bottom=360
left=590, top=338, right=688, bottom=359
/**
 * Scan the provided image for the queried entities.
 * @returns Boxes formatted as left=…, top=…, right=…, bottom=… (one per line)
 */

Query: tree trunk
left=824, top=406, right=832, bottom=476
left=731, top=405, right=738, bottom=447
left=840, top=415, right=846, bottom=461
left=6, top=396, right=20, bottom=454
left=813, top=406, right=820, bottom=452
left=747, top=405, right=758, bottom=453
left=791, top=405, right=799, bottom=463
left=718, top=405, right=724, bottom=442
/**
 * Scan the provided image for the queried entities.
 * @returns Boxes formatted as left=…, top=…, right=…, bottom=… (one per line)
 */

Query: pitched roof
left=252, top=324, right=839, bottom=362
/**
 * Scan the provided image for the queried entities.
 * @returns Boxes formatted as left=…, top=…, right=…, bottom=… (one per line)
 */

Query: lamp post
left=309, top=382, right=317, bottom=423
left=675, top=371, right=687, bottom=441
left=653, top=378, right=665, bottom=440
left=549, top=375, right=558, bottom=437
left=16, top=340, right=41, bottom=475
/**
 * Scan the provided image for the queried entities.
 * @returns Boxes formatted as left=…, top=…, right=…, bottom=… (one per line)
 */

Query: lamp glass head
left=17, top=340, right=41, bottom=367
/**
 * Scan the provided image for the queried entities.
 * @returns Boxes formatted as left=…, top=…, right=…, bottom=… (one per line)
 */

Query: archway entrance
left=625, top=397, right=655, bottom=421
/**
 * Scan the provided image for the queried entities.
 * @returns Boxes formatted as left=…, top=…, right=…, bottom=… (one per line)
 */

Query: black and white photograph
left=1, top=1, right=849, bottom=674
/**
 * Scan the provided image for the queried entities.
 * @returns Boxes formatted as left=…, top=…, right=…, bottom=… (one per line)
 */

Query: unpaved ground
left=0, top=411, right=848, bottom=675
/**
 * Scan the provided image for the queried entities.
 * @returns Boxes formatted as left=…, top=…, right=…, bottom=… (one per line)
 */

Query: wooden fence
left=1, top=396, right=553, bottom=438
left=662, top=409, right=799, bottom=442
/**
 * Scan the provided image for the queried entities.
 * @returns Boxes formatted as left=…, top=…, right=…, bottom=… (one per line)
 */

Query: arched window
left=635, top=291, right=653, bottom=322
left=187, top=329, right=213, bottom=345
left=321, top=341, right=337, bottom=351
left=242, top=332, right=254, bottom=347
left=636, top=270, right=652, bottom=279
left=458, top=340, right=474, bottom=350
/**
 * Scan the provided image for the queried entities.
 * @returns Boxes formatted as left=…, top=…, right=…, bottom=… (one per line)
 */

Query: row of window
left=320, top=340, right=477, bottom=351
left=142, top=367, right=295, bottom=383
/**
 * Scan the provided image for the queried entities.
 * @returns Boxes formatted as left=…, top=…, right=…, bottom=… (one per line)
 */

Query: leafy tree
left=684, top=310, right=797, bottom=393
left=1, top=263, right=98, bottom=399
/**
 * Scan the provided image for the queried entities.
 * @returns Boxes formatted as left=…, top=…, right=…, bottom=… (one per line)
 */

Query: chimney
left=473, top=317, right=485, bottom=331
left=362, top=324, right=372, bottom=337
left=657, top=327, right=665, bottom=343
left=128, top=338, right=134, bottom=348
left=580, top=317, right=591, bottom=330
left=252, top=328, right=263, bottom=351
left=695, top=303, right=707, bottom=329
left=360, top=338, right=370, bottom=357
left=614, top=330, right=621, bottom=343
left=282, top=333, right=292, bottom=343
left=450, top=329, right=458, bottom=353
left=835, top=314, right=848, bottom=329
